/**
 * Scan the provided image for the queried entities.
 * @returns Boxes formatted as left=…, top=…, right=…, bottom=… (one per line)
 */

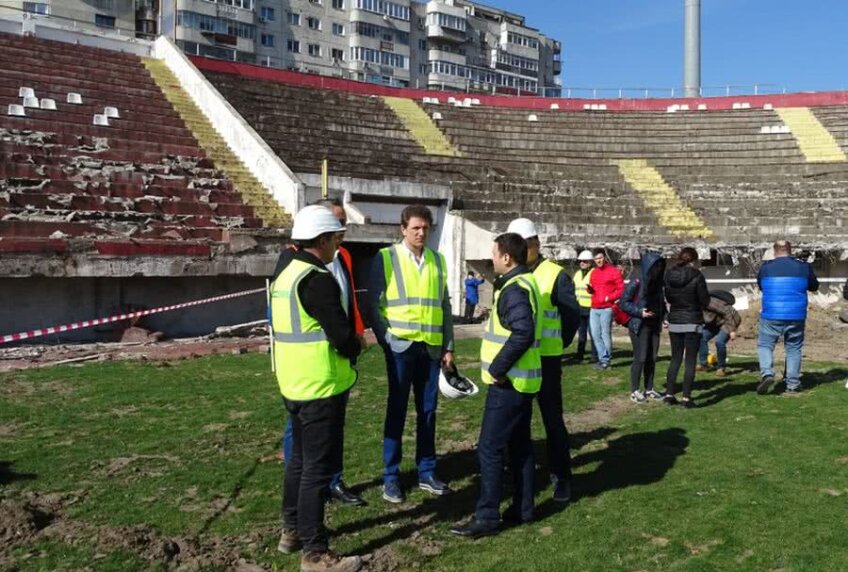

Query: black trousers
left=464, top=301, right=477, bottom=321
left=475, top=383, right=535, bottom=524
left=628, top=323, right=661, bottom=392
left=666, top=332, right=701, bottom=398
left=283, top=389, right=349, bottom=552
left=576, top=308, right=595, bottom=359
left=537, top=356, right=572, bottom=480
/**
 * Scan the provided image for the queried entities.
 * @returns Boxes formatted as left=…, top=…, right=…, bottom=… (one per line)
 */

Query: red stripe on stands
left=191, top=56, right=848, bottom=112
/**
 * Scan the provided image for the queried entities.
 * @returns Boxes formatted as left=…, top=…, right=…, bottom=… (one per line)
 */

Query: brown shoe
left=301, top=551, right=362, bottom=572
left=715, top=368, right=726, bottom=377
left=277, top=528, right=301, bottom=554
left=695, top=365, right=709, bottom=372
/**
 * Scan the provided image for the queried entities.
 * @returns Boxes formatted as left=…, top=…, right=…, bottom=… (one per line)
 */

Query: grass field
left=2, top=338, right=848, bottom=571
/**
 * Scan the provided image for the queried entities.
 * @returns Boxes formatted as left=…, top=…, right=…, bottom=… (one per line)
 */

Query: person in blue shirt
left=756, top=240, right=819, bottom=395
left=464, top=271, right=485, bottom=322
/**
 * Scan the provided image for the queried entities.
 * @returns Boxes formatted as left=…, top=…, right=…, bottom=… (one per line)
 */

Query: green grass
left=2, top=339, right=848, bottom=571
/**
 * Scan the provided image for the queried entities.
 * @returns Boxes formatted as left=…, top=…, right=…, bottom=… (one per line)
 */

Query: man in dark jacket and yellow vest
left=367, top=204, right=455, bottom=504
left=272, top=205, right=363, bottom=572
left=451, top=232, right=542, bottom=538
left=506, top=218, right=580, bottom=503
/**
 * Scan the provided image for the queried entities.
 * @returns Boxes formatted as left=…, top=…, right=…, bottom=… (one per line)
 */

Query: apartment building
left=0, top=0, right=559, bottom=94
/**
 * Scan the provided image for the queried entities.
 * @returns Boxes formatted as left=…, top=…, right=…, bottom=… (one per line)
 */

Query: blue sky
left=491, top=0, right=848, bottom=95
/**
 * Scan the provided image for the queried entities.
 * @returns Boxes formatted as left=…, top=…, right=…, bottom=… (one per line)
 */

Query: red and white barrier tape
left=1, top=287, right=266, bottom=345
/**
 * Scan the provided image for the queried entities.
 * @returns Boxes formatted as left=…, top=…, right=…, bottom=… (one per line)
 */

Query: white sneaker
left=630, top=390, right=646, bottom=403
left=645, top=389, right=664, bottom=400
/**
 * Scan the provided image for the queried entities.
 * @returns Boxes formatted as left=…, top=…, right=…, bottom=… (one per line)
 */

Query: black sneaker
left=552, top=477, right=572, bottom=503
left=680, top=398, right=696, bottom=409
left=662, top=394, right=678, bottom=406
left=449, top=519, right=500, bottom=538
left=757, top=375, right=775, bottom=395
left=784, top=385, right=802, bottom=395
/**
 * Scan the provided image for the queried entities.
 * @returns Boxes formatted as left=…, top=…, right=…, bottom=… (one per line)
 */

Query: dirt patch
left=203, top=423, right=229, bottom=433
left=0, top=491, right=274, bottom=570
left=228, top=411, right=251, bottom=420
left=684, top=539, right=723, bottom=556
left=642, top=533, right=670, bottom=547
left=601, top=376, right=622, bottom=386
left=567, top=394, right=632, bottom=433
left=109, top=405, right=139, bottom=418
left=0, top=422, right=25, bottom=439
left=105, top=454, right=180, bottom=478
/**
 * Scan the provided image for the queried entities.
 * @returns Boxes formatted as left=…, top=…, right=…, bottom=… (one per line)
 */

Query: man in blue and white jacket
left=756, top=240, right=819, bottom=395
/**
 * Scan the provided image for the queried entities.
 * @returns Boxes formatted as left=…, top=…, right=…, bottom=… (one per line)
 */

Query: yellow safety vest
left=573, top=268, right=594, bottom=309
left=271, top=258, right=356, bottom=401
left=380, top=244, right=446, bottom=346
left=533, top=258, right=564, bottom=357
left=480, top=272, right=543, bottom=394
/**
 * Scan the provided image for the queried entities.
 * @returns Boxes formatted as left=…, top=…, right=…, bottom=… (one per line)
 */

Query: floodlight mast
left=683, top=0, right=701, bottom=98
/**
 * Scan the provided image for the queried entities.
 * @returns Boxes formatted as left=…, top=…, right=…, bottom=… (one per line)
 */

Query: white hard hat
left=578, top=250, right=594, bottom=261
left=291, top=205, right=346, bottom=240
left=438, top=365, right=479, bottom=399
left=506, top=218, right=538, bottom=239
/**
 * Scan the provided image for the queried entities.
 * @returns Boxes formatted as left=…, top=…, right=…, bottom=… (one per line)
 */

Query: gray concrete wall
left=0, top=276, right=268, bottom=343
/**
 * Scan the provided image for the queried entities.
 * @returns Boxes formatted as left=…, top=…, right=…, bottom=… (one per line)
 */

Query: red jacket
left=338, top=246, right=365, bottom=335
left=589, top=264, right=625, bottom=309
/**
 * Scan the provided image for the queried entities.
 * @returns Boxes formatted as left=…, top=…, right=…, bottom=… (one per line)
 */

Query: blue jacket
left=757, top=256, right=819, bottom=321
left=464, top=277, right=484, bottom=304
left=619, top=251, right=667, bottom=334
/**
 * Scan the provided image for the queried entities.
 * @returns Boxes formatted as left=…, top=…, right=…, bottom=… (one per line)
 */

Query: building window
left=332, top=0, right=344, bottom=8
left=95, top=14, right=115, bottom=28
left=287, top=12, right=301, bottom=26
left=332, top=23, right=345, bottom=36
left=350, top=46, right=406, bottom=68
left=353, top=22, right=408, bottom=44
left=308, top=43, right=322, bottom=57
left=331, top=48, right=345, bottom=61
left=309, top=0, right=323, bottom=5
left=354, top=0, right=409, bottom=22
left=176, top=11, right=257, bottom=40
left=22, top=2, right=49, bottom=15
left=427, top=12, right=466, bottom=32
left=261, top=33, right=274, bottom=47
left=287, top=39, right=300, bottom=53
left=307, top=16, right=321, bottom=30
left=419, top=39, right=427, bottom=51
left=260, top=6, right=275, bottom=21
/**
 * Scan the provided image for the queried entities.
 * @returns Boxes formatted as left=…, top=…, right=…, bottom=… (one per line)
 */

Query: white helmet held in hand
left=578, top=250, right=594, bottom=261
left=438, top=364, right=479, bottom=399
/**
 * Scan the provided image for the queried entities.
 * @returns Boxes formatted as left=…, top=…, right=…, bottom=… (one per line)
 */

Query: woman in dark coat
left=619, top=251, right=667, bottom=402
left=663, top=247, right=710, bottom=408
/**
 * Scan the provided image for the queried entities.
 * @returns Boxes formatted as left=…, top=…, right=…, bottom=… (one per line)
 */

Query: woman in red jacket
left=587, top=249, right=624, bottom=369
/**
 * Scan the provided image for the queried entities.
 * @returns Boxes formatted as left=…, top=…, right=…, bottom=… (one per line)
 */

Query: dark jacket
left=704, top=296, right=742, bottom=334
left=619, top=251, right=667, bottom=334
left=757, top=256, right=819, bottom=321
left=844, top=278, right=848, bottom=301
left=293, top=250, right=361, bottom=363
left=664, top=264, right=710, bottom=325
left=488, top=266, right=537, bottom=381
left=529, top=256, right=581, bottom=349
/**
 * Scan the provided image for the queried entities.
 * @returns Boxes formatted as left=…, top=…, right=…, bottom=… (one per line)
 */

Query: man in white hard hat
left=367, top=204, right=455, bottom=504
left=503, top=218, right=580, bottom=503
left=573, top=250, right=597, bottom=362
left=271, top=205, right=364, bottom=572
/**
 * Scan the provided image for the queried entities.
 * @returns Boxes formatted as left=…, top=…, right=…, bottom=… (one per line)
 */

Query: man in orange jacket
left=273, top=198, right=366, bottom=508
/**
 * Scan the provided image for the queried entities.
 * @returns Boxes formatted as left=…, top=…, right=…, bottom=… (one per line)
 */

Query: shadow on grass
left=0, top=460, right=36, bottom=485
left=198, top=456, right=264, bottom=535
left=334, top=428, right=685, bottom=555
left=695, top=364, right=847, bottom=407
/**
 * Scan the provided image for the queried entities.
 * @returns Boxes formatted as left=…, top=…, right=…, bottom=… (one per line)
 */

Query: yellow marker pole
left=266, top=279, right=275, bottom=373
left=321, top=158, right=329, bottom=199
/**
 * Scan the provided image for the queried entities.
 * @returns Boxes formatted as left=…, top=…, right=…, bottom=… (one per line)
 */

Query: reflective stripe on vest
left=533, top=259, right=564, bottom=357
left=574, top=268, right=594, bottom=308
left=479, top=273, right=543, bottom=394
left=381, top=244, right=446, bottom=345
left=270, top=259, right=356, bottom=401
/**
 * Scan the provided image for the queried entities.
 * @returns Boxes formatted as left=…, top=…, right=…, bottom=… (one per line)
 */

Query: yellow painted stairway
left=614, top=159, right=714, bottom=239
left=775, top=107, right=846, bottom=163
left=382, top=96, right=461, bottom=157
left=142, top=58, right=290, bottom=227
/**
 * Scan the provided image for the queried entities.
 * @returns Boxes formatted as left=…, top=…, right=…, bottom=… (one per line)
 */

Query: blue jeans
left=758, top=319, right=805, bottom=390
left=284, top=412, right=343, bottom=489
left=699, top=328, right=730, bottom=369
left=475, top=383, right=535, bottom=525
left=589, top=307, right=613, bottom=366
left=382, top=342, right=440, bottom=483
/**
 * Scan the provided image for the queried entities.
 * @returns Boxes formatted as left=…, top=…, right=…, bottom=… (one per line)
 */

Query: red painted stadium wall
left=191, top=56, right=848, bottom=112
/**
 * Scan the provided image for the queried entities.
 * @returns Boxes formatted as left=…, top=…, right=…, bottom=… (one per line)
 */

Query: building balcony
left=426, top=24, right=466, bottom=43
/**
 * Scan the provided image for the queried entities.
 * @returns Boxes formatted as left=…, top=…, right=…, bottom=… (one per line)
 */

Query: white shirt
left=399, top=240, right=427, bottom=272
left=326, top=251, right=350, bottom=316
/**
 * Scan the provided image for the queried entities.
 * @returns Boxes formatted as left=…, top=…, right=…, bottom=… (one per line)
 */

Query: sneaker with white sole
left=630, top=390, right=646, bottom=403
left=644, top=389, right=663, bottom=400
